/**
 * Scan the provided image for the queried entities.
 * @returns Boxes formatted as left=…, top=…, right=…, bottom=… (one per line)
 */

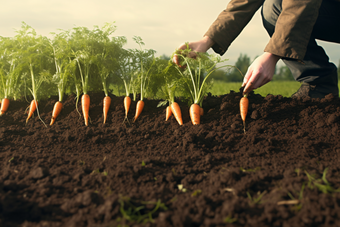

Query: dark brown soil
left=1, top=90, right=340, bottom=227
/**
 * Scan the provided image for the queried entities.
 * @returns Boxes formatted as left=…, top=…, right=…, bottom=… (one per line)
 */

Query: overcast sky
left=0, top=0, right=339, bottom=67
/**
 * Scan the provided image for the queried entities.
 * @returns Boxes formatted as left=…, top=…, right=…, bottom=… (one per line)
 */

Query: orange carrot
left=165, top=106, right=172, bottom=121
left=0, top=98, right=10, bottom=115
left=124, top=96, right=131, bottom=117
left=82, top=94, right=90, bottom=126
left=103, top=96, right=111, bottom=124
left=170, top=102, right=183, bottom=125
left=122, top=96, right=131, bottom=125
left=26, top=100, right=38, bottom=123
left=133, top=100, right=144, bottom=122
left=50, top=101, right=63, bottom=125
left=189, top=103, right=201, bottom=125
left=240, top=94, right=249, bottom=133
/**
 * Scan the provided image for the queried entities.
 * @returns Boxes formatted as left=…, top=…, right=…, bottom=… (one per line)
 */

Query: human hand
left=242, top=52, right=280, bottom=94
left=172, top=36, right=214, bottom=67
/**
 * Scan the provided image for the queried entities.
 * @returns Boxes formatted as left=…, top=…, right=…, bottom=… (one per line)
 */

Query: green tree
left=209, top=68, right=229, bottom=81
left=235, top=53, right=251, bottom=75
left=226, top=53, right=250, bottom=82
left=159, top=54, right=170, bottom=61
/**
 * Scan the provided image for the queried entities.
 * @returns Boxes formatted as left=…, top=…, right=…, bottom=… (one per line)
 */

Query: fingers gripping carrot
left=189, top=103, right=201, bottom=125
left=133, top=100, right=144, bottom=122
left=26, top=100, right=38, bottom=123
left=0, top=98, right=10, bottom=115
left=82, top=94, right=90, bottom=126
left=240, top=94, right=249, bottom=133
left=170, top=102, right=183, bottom=125
left=103, top=96, right=111, bottom=124
left=165, top=106, right=172, bottom=121
left=50, top=101, right=63, bottom=125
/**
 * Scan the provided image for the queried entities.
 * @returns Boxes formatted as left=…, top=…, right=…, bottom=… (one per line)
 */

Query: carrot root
left=133, top=100, right=144, bottom=122
left=26, top=100, right=38, bottom=123
left=50, top=101, right=63, bottom=125
left=122, top=96, right=132, bottom=125
left=165, top=106, right=172, bottom=121
left=170, top=102, right=183, bottom=125
left=0, top=98, right=10, bottom=115
left=189, top=103, right=201, bottom=125
left=103, top=96, right=111, bottom=124
left=82, top=94, right=90, bottom=126
left=124, top=96, right=131, bottom=117
left=240, top=95, right=249, bottom=133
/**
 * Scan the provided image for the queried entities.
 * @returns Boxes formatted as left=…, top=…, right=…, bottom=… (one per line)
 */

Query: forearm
left=205, top=0, right=264, bottom=55
left=194, top=36, right=215, bottom=52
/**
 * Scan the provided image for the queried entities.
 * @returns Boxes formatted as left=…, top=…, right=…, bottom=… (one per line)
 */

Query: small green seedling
left=286, top=183, right=305, bottom=211
left=91, top=169, right=100, bottom=174
left=171, top=168, right=177, bottom=175
left=224, top=214, right=237, bottom=224
left=305, top=168, right=340, bottom=194
left=247, top=191, right=266, bottom=205
left=240, top=167, right=261, bottom=172
left=295, top=168, right=301, bottom=177
left=191, top=189, right=202, bottom=197
left=117, top=196, right=167, bottom=225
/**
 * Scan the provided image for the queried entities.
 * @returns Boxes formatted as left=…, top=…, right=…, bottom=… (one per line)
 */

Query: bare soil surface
left=1, top=90, right=340, bottom=227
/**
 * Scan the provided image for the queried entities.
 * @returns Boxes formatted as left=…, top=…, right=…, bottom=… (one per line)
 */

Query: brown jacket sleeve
left=205, top=0, right=322, bottom=60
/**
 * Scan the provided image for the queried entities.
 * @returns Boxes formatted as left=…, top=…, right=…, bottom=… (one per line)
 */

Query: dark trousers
left=262, top=0, right=340, bottom=95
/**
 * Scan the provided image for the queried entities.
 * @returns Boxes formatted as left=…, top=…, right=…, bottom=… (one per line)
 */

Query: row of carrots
left=166, top=93, right=249, bottom=130
left=0, top=95, right=151, bottom=126
left=0, top=93, right=249, bottom=129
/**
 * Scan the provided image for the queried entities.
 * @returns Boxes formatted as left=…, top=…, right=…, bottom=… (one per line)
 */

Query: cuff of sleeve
left=264, top=38, right=306, bottom=60
left=204, top=33, right=229, bottom=56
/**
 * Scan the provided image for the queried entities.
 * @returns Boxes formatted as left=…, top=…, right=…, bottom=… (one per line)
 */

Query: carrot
left=189, top=103, right=201, bottom=125
left=133, top=100, right=144, bottom=122
left=103, top=96, right=111, bottom=124
left=122, top=96, right=131, bottom=125
left=26, top=100, right=38, bottom=123
left=165, top=106, right=172, bottom=121
left=82, top=94, right=90, bottom=126
left=124, top=96, right=131, bottom=117
left=0, top=98, right=10, bottom=115
left=240, top=94, right=249, bottom=133
left=50, top=101, right=63, bottom=125
left=170, top=102, right=183, bottom=125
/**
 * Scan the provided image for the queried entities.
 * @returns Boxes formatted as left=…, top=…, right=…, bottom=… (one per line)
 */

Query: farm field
left=209, top=81, right=340, bottom=98
left=1, top=90, right=340, bottom=227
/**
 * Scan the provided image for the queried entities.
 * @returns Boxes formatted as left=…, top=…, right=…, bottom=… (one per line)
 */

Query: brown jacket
left=204, top=0, right=327, bottom=60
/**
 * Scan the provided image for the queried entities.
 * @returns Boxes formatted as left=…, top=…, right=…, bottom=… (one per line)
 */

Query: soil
left=1, top=90, right=340, bottom=227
